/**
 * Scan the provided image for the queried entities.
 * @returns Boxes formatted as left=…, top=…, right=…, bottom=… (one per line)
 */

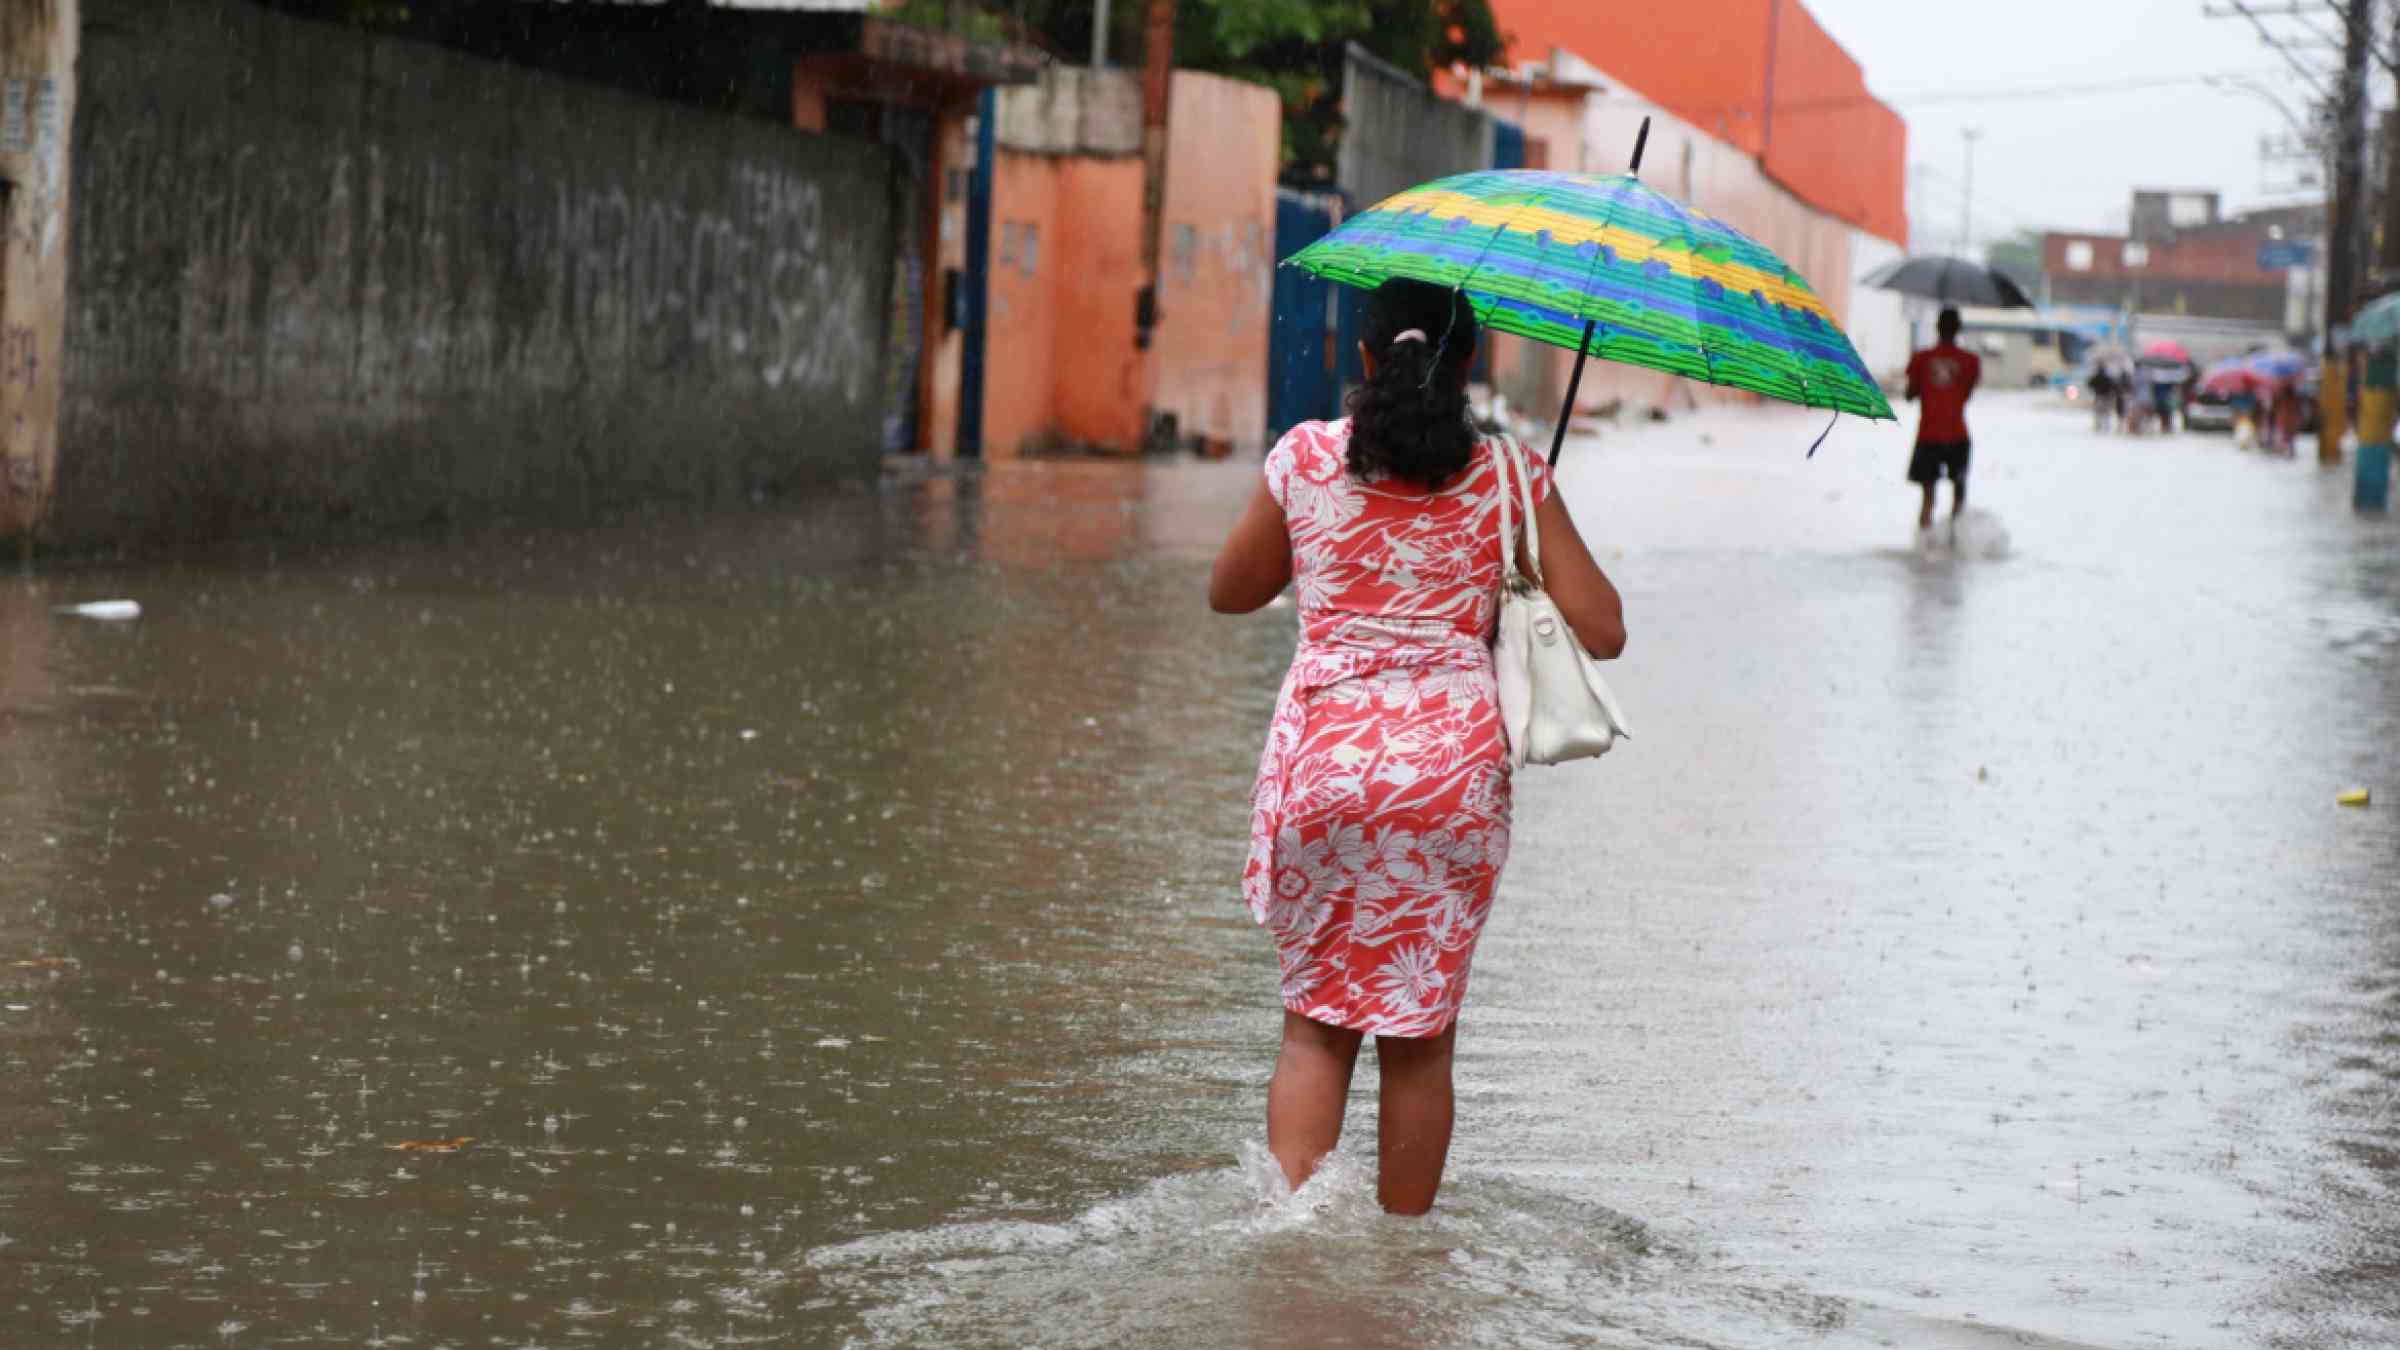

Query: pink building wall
left=1152, top=72, right=1280, bottom=454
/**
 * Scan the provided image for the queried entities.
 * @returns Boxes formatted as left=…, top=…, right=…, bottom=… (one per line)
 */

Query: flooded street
left=3, top=393, right=2396, bottom=1348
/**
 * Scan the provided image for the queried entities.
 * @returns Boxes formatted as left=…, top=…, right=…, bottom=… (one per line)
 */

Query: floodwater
left=2, top=393, right=2395, bottom=1349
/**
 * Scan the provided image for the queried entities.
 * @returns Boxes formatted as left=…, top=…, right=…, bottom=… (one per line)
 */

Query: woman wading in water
left=1209, top=278, right=1627, bottom=1213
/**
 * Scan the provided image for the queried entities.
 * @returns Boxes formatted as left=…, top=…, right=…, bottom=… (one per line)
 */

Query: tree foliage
left=1984, top=230, right=2044, bottom=291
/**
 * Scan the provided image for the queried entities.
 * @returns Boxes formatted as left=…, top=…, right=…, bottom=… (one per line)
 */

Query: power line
left=2200, top=0, right=2347, bottom=94
left=1728, top=68, right=2308, bottom=119
left=1879, top=69, right=2302, bottom=108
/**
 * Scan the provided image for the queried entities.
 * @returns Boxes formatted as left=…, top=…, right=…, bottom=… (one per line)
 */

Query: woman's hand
left=1209, top=482, right=1294, bottom=614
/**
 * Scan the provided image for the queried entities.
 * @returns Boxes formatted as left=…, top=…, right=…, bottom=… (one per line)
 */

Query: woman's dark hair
left=1345, top=278, right=1480, bottom=488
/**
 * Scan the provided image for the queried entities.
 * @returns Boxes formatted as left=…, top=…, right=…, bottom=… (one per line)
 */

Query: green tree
left=1985, top=230, right=2044, bottom=294
left=1174, top=0, right=1505, bottom=182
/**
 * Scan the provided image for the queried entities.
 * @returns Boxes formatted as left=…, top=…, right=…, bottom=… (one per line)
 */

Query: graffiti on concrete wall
left=75, top=127, right=880, bottom=408
left=544, top=166, right=875, bottom=403
left=53, top=0, right=898, bottom=547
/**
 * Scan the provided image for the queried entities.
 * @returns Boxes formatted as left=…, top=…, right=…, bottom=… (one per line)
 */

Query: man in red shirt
left=1904, top=308, right=1981, bottom=531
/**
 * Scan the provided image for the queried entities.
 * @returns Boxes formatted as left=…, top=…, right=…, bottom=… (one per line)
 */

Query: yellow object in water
left=2338, top=788, right=2372, bottom=807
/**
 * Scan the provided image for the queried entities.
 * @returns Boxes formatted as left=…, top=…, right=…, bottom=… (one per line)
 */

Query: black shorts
left=1908, top=440, right=1970, bottom=484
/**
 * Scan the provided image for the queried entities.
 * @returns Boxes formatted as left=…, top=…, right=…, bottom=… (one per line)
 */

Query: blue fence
left=1269, top=190, right=1343, bottom=440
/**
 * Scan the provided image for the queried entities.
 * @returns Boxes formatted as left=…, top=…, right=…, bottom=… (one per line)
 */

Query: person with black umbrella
left=1904, top=308, right=1982, bottom=534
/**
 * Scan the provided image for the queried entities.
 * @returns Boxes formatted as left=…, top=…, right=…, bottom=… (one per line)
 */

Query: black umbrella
left=1861, top=254, right=2035, bottom=308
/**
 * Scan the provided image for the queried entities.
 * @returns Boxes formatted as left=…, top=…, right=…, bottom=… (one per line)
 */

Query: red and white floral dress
left=1246, top=417, right=1551, bottom=1039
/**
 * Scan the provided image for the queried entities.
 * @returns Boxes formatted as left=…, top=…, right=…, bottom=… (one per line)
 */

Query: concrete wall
left=0, top=0, right=76, bottom=544
left=994, top=67, right=1141, bottom=156
left=983, top=150, right=1066, bottom=456
left=1049, top=156, right=1148, bottom=451
left=52, top=0, right=895, bottom=552
left=1845, top=229, right=1909, bottom=384
left=982, top=64, right=1153, bottom=459
left=1151, top=71, right=1278, bottom=454
left=982, top=67, right=1278, bottom=457
left=1337, top=45, right=1493, bottom=212
left=982, top=149, right=1149, bottom=457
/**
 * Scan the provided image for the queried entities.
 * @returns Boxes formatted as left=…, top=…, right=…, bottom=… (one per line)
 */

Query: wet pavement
left=2, top=392, right=2395, bottom=1348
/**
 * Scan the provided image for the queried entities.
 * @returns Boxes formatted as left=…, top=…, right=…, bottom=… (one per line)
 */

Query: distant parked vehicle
left=2185, top=389, right=2236, bottom=432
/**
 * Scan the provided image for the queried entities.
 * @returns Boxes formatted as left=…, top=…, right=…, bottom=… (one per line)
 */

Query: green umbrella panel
left=1285, top=167, right=1896, bottom=426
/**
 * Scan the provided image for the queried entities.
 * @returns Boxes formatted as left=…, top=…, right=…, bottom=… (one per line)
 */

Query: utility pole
left=1091, top=0, right=1110, bottom=68
left=2323, top=0, right=2371, bottom=462
left=1960, top=128, right=1981, bottom=260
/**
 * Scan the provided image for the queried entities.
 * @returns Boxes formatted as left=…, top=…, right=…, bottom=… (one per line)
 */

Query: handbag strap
left=1493, top=435, right=1522, bottom=590
left=1494, top=436, right=1545, bottom=589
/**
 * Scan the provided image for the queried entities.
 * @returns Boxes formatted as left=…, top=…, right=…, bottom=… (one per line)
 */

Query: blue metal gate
left=957, top=89, right=995, bottom=457
left=1269, top=189, right=1342, bottom=439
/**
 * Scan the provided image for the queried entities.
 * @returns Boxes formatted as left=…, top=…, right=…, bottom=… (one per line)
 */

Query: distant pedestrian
left=2088, top=364, right=2118, bottom=432
left=2267, top=384, right=2300, bottom=455
left=1208, top=277, right=1626, bottom=1215
left=1905, top=307, right=1981, bottom=532
left=2125, top=365, right=2153, bottom=435
left=2145, top=360, right=2185, bottom=433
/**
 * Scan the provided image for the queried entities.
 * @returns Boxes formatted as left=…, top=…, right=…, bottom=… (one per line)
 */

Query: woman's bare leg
left=1267, top=1010, right=1364, bottom=1192
left=1374, top=1022, right=1458, bottom=1215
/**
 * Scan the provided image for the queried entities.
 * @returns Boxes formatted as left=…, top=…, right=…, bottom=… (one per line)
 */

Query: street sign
left=2257, top=240, right=2315, bottom=270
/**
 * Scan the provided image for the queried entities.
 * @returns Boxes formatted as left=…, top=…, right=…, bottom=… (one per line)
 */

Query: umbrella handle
left=1630, top=116, right=1650, bottom=175
left=1548, top=319, right=1598, bottom=469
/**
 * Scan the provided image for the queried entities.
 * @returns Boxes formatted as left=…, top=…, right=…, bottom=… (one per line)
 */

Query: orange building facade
left=980, top=69, right=1281, bottom=459
left=1484, top=0, right=1905, bottom=246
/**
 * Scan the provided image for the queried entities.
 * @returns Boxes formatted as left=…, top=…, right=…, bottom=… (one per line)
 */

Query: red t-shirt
left=1906, top=343, right=1980, bottom=445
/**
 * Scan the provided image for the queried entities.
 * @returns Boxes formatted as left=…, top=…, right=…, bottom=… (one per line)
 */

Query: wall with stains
left=982, top=67, right=1277, bottom=459
left=49, top=0, right=895, bottom=553
left=1151, top=71, right=1277, bottom=455
left=0, top=0, right=75, bottom=546
left=982, top=124, right=1147, bottom=457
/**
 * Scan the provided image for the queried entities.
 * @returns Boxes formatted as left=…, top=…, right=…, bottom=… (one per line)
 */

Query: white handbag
left=1492, top=436, right=1630, bottom=768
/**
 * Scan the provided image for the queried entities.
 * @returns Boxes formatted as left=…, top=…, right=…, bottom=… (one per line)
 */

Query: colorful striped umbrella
left=1284, top=129, right=1892, bottom=463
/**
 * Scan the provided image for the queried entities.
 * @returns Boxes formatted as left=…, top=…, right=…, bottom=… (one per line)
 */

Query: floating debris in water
left=2338, top=787, right=2371, bottom=807
left=9, top=957, right=73, bottom=970
left=385, top=1137, right=476, bottom=1153
left=55, top=599, right=142, bottom=621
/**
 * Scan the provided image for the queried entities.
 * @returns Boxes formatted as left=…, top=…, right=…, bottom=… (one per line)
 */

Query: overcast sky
left=1803, top=0, right=2346, bottom=250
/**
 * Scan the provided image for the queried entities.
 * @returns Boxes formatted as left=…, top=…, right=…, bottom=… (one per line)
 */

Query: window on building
left=2065, top=241, right=2094, bottom=271
left=2123, top=242, right=2149, bottom=268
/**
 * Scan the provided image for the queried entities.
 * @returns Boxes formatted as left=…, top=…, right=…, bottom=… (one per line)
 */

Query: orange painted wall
left=1153, top=72, right=1280, bottom=453
left=1050, top=157, right=1149, bottom=452
left=981, top=150, right=1148, bottom=457
left=1487, top=0, right=1905, bottom=244
left=983, top=150, right=1066, bottom=458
